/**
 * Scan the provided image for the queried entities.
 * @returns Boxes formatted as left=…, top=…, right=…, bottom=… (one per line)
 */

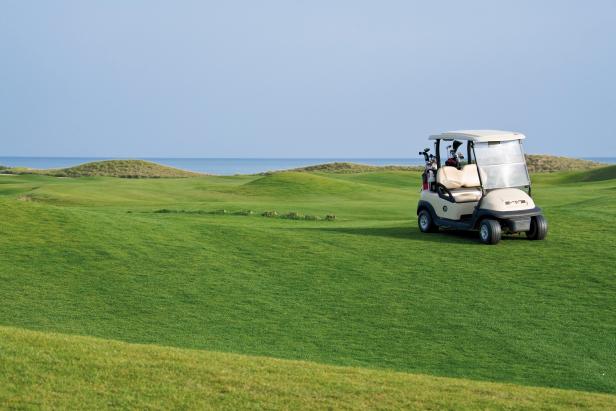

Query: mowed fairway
left=2, top=326, right=615, bottom=410
left=1, top=166, right=615, bottom=405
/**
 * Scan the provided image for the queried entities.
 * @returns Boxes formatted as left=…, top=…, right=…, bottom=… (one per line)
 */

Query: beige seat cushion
left=450, top=187, right=482, bottom=202
left=461, top=164, right=480, bottom=187
left=436, top=166, right=463, bottom=189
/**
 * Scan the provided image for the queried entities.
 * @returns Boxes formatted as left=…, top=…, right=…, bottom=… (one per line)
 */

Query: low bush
left=155, top=209, right=174, bottom=214
left=150, top=209, right=335, bottom=221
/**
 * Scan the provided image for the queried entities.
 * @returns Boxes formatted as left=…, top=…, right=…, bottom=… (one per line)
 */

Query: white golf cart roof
left=429, top=130, right=525, bottom=142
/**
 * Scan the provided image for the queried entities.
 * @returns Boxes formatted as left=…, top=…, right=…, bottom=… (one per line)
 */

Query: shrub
left=155, top=209, right=174, bottom=214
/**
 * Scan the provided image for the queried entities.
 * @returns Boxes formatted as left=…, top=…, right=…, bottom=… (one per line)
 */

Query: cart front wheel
left=526, top=215, right=548, bottom=240
left=479, top=219, right=501, bottom=245
left=418, top=209, right=437, bottom=233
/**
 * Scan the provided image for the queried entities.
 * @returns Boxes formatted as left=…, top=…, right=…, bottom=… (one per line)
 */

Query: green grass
left=0, top=166, right=615, bottom=406
left=2, top=326, right=615, bottom=410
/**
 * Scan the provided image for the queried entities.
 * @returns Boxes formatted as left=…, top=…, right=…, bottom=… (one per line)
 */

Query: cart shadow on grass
left=304, top=226, right=528, bottom=244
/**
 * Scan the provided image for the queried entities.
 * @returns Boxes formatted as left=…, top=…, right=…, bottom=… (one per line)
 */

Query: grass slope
left=5, top=159, right=201, bottom=178
left=0, top=167, right=615, bottom=398
left=2, top=326, right=615, bottom=410
left=562, top=164, right=616, bottom=182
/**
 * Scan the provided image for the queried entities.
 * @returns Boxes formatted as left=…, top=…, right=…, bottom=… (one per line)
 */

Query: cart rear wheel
left=479, top=219, right=501, bottom=245
left=526, top=215, right=548, bottom=240
left=418, top=209, right=437, bottom=233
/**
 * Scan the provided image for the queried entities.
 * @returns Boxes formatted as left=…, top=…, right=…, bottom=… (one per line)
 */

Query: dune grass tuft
left=525, top=155, right=603, bottom=172
left=4, top=159, right=202, bottom=178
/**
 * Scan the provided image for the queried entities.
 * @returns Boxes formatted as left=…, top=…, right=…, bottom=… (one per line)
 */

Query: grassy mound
left=55, top=159, right=202, bottom=178
left=243, top=171, right=361, bottom=195
left=7, top=160, right=202, bottom=178
left=2, top=326, right=615, bottom=410
left=290, top=162, right=422, bottom=173
left=526, top=155, right=603, bottom=173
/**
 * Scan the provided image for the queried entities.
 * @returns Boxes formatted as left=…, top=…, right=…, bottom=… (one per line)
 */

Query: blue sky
left=1, top=1, right=615, bottom=157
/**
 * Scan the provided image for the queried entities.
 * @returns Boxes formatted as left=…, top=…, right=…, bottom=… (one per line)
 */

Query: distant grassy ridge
left=525, top=154, right=604, bottom=173
left=0, top=155, right=607, bottom=177
left=1, top=159, right=202, bottom=178
left=2, top=326, right=615, bottom=410
left=290, top=156, right=604, bottom=174
left=288, top=162, right=423, bottom=173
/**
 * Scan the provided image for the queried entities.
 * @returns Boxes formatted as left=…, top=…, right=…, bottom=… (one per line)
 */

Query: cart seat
left=450, top=187, right=482, bottom=202
left=461, top=164, right=481, bottom=187
left=437, top=166, right=463, bottom=188
left=437, top=165, right=483, bottom=202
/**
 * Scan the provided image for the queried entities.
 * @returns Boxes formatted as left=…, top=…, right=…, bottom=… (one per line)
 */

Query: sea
left=0, top=157, right=614, bottom=176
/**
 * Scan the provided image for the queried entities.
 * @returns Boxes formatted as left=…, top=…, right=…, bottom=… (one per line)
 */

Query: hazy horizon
left=2, top=1, right=615, bottom=158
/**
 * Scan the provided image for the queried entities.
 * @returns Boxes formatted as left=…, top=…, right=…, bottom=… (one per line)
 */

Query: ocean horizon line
left=1, top=155, right=613, bottom=159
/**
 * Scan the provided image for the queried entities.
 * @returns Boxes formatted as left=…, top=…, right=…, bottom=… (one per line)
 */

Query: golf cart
left=417, top=130, right=547, bottom=244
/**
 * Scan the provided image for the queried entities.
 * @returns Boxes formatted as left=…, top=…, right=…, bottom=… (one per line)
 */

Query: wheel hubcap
left=420, top=214, right=428, bottom=229
left=480, top=225, right=489, bottom=240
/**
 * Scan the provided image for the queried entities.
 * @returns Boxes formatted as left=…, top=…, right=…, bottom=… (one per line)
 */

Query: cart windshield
left=473, top=140, right=530, bottom=189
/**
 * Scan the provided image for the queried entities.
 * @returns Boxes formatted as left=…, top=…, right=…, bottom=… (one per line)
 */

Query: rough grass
left=289, top=161, right=423, bottom=173
left=0, top=166, right=614, bottom=406
left=525, top=154, right=603, bottom=173
left=3, top=159, right=202, bottom=178
left=2, top=326, right=615, bottom=410
left=288, top=156, right=604, bottom=174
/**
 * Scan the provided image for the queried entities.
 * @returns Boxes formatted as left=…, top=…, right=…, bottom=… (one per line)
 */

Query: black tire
left=526, top=215, right=548, bottom=240
left=479, top=219, right=501, bottom=245
left=418, top=209, right=438, bottom=233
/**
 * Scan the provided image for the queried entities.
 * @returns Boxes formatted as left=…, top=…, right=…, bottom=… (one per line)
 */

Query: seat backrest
left=461, top=164, right=481, bottom=188
left=437, top=166, right=463, bottom=189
